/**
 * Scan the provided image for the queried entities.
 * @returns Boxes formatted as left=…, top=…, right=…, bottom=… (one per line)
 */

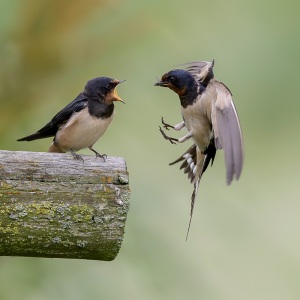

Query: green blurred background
left=1, top=0, right=300, bottom=299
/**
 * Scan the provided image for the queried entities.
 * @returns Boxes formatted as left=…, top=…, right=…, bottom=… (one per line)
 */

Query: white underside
left=55, top=108, right=114, bottom=152
left=181, top=95, right=213, bottom=152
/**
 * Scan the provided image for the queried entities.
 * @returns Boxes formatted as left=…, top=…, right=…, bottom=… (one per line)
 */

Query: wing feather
left=17, top=93, right=88, bottom=141
left=181, top=61, right=214, bottom=83
left=213, top=81, right=244, bottom=184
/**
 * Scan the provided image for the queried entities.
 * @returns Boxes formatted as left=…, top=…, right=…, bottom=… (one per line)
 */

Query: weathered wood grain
left=0, top=150, right=130, bottom=261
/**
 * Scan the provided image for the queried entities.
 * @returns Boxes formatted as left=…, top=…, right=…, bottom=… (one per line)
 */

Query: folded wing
left=17, top=93, right=88, bottom=141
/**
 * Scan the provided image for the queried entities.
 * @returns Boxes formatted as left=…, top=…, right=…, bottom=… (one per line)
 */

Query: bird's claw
left=95, top=153, right=107, bottom=161
left=159, top=126, right=178, bottom=145
left=89, top=147, right=107, bottom=161
left=71, top=151, right=84, bottom=163
left=161, top=117, right=174, bottom=130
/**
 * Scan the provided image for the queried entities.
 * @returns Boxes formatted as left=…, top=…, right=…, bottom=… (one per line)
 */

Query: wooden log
left=0, top=150, right=130, bottom=261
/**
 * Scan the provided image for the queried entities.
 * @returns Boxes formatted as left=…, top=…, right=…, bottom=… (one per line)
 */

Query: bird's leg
left=89, top=147, right=107, bottom=161
left=174, top=121, right=185, bottom=131
left=70, top=149, right=84, bottom=162
left=161, top=117, right=185, bottom=131
left=178, top=131, right=193, bottom=143
left=159, top=126, right=179, bottom=144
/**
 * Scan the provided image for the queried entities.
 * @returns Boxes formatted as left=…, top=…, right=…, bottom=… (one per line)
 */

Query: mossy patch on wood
left=0, top=150, right=130, bottom=261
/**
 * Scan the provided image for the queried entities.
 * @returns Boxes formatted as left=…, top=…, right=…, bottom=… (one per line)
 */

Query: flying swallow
left=155, top=60, right=244, bottom=238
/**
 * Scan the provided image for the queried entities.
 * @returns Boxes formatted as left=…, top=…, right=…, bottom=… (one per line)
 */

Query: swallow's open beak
left=113, top=80, right=125, bottom=104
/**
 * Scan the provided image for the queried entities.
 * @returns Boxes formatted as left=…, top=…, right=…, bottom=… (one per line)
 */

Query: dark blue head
left=155, top=69, right=197, bottom=96
left=84, top=77, right=125, bottom=103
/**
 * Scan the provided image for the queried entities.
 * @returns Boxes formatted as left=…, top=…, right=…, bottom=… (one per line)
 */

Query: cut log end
left=0, top=150, right=130, bottom=261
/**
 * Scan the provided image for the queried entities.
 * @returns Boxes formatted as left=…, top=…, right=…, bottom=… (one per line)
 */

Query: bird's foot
left=161, top=117, right=174, bottom=130
left=71, top=150, right=84, bottom=162
left=89, top=147, right=107, bottom=161
left=159, top=126, right=178, bottom=144
left=95, top=152, right=107, bottom=161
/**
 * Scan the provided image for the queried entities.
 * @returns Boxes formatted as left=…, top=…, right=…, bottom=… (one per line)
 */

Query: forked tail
left=170, top=141, right=216, bottom=240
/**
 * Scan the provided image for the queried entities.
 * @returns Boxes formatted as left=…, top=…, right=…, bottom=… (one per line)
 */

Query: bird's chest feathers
left=181, top=96, right=213, bottom=150
left=56, top=107, right=114, bottom=151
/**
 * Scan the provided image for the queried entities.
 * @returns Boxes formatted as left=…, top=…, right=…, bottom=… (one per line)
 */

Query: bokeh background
left=1, top=0, right=300, bottom=299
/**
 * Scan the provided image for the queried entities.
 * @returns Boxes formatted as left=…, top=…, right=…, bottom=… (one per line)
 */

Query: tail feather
left=170, top=141, right=216, bottom=240
left=170, top=144, right=197, bottom=183
left=17, top=132, right=47, bottom=142
left=202, top=141, right=217, bottom=173
left=185, top=152, right=206, bottom=240
left=186, top=178, right=200, bottom=241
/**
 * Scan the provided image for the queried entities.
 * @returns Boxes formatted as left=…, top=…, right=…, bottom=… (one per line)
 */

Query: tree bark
left=0, top=150, right=130, bottom=261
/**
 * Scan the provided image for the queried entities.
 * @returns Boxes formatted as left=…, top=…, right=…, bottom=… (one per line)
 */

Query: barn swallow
left=155, top=60, right=244, bottom=239
left=18, top=77, right=125, bottom=162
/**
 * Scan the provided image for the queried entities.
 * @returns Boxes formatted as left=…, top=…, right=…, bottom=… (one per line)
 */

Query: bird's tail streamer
left=185, top=177, right=200, bottom=241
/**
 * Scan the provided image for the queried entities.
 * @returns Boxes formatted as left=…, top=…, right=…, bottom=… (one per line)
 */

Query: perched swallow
left=155, top=60, right=244, bottom=239
left=18, top=77, right=125, bottom=162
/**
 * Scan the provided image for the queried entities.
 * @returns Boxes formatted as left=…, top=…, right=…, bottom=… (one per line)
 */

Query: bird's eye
left=169, top=76, right=175, bottom=83
left=106, top=84, right=112, bottom=89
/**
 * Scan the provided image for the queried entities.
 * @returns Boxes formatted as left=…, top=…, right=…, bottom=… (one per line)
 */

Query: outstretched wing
left=182, top=60, right=214, bottom=84
left=212, top=80, right=244, bottom=184
left=17, top=93, right=88, bottom=141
